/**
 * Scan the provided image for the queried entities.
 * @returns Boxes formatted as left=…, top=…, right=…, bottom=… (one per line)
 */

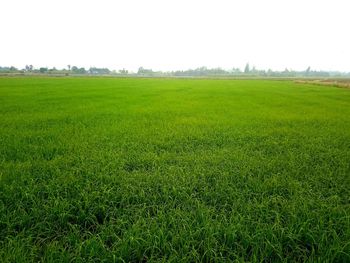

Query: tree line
left=1, top=64, right=349, bottom=77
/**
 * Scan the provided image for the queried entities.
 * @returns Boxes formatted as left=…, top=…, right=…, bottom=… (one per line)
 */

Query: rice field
left=0, top=77, right=349, bottom=262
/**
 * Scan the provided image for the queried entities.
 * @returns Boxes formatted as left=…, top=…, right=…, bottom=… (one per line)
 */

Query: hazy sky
left=1, top=0, right=349, bottom=72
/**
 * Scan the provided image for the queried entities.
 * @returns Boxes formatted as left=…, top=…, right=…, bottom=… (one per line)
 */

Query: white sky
left=1, top=0, right=349, bottom=72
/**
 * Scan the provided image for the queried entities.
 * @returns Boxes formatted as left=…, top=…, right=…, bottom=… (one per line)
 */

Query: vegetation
left=0, top=77, right=349, bottom=262
left=1, top=64, right=350, bottom=77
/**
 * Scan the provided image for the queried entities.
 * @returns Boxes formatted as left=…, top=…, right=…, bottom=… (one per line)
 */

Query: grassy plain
left=0, top=77, right=350, bottom=262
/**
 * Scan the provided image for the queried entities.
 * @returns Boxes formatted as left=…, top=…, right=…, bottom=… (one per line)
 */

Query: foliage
left=0, top=78, right=350, bottom=262
left=1, top=65, right=350, bottom=77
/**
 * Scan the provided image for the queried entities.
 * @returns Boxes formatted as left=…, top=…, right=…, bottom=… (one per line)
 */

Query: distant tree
left=88, top=67, right=110, bottom=75
left=244, top=63, right=250, bottom=74
left=25, top=65, right=34, bottom=72
left=138, top=67, right=153, bottom=74
left=39, top=67, right=48, bottom=73
left=233, top=67, right=241, bottom=74
left=71, top=66, right=86, bottom=74
left=305, top=66, right=311, bottom=76
left=119, top=68, right=128, bottom=74
left=48, top=67, right=57, bottom=73
left=138, top=67, right=144, bottom=74
left=67, top=65, right=71, bottom=71
left=251, top=66, right=257, bottom=74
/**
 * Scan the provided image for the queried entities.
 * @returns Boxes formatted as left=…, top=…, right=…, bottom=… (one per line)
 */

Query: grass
left=0, top=77, right=349, bottom=262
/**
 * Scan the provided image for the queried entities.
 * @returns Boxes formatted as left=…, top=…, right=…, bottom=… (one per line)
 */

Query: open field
left=0, top=77, right=350, bottom=262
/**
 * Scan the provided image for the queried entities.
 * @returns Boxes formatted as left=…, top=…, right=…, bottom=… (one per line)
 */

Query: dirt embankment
left=295, top=79, right=350, bottom=89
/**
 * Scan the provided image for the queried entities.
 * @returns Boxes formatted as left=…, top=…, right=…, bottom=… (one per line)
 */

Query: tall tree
left=244, top=63, right=250, bottom=74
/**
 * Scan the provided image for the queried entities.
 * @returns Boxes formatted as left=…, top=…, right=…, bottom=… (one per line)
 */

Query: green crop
left=1, top=77, right=349, bottom=262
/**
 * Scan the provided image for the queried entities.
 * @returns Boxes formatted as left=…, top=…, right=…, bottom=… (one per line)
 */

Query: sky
left=1, top=0, right=349, bottom=72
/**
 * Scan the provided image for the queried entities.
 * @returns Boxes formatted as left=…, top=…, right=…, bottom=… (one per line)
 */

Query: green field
left=1, top=77, right=350, bottom=262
